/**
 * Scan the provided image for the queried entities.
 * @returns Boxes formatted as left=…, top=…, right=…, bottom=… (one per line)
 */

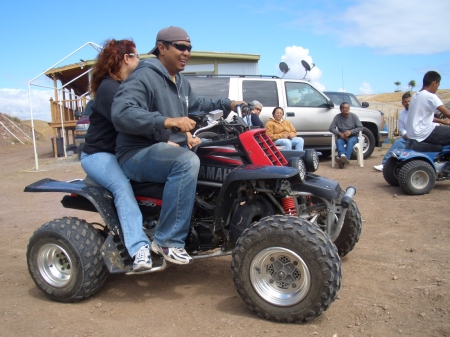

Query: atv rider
left=405, top=71, right=450, bottom=145
left=112, top=26, right=243, bottom=266
left=80, top=39, right=153, bottom=272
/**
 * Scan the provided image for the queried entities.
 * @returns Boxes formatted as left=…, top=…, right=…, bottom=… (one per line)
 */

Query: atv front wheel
left=231, top=215, right=341, bottom=323
left=27, top=217, right=108, bottom=302
left=398, top=160, right=436, bottom=195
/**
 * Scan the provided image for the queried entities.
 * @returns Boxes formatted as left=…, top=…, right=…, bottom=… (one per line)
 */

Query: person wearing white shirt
left=405, top=71, right=450, bottom=145
left=373, top=93, right=411, bottom=171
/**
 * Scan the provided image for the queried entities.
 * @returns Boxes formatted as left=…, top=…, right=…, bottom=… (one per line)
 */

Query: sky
left=0, top=0, right=449, bottom=121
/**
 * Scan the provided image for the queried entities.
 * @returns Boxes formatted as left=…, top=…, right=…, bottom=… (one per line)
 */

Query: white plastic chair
left=331, top=130, right=364, bottom=168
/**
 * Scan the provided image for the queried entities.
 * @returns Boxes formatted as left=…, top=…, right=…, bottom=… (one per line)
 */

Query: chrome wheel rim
left=37, top=243, right=72, bottom=287
left=250, top=247, right=310, bottom=306
left=411, top=170, right=430, bottom=190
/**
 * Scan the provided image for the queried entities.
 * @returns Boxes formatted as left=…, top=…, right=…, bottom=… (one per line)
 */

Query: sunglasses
left=128, top=53, right=140, bottom=59
left=162, top=41, right=192, bottom=52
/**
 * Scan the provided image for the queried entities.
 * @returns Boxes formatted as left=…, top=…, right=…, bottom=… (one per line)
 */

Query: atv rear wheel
left=383, top=157, right=402, bottom=186
left=398, top=160, right=436, bottom=195
left=27, top=217, right=108, bottom=302
left=232, top=215, right=341, bottom=323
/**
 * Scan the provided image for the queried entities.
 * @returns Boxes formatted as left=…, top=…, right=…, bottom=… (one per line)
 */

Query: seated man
left=405, top=71, right=450, bottom=147
left=241, top=100, right=264, bottom=128
left=374, top=93, right=411, bottom=171
left=329, top=102, right=363, bottom=168
left=248, top=100, right=264, bottom=127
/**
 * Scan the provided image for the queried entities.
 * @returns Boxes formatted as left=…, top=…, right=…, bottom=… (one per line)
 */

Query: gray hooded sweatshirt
left=112, top=58, right=233, bottom=165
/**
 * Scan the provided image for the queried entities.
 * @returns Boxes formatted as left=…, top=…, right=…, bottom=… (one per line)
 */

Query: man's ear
left=157, top=43, right=166, bottom=56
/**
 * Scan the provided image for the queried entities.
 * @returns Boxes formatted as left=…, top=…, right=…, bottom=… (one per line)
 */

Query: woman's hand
left=187, top=132, right=202, bottom=149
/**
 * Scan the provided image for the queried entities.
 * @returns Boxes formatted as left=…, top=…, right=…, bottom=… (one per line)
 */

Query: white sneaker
left=133, top=245, right=152, bottom=271
left=151, top=242, right=193, bottom=265
left=373, top=164, right=383, bottom=172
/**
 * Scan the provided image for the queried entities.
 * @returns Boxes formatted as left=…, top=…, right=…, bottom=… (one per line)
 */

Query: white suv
left=186, top=76, right=387, bottom=158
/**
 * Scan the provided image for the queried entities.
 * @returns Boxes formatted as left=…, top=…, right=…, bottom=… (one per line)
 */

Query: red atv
left=25, top=106, right=361, bottom=323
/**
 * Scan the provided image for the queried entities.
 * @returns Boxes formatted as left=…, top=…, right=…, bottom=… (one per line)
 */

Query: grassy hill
left=21, top=119, right=53, bottom=139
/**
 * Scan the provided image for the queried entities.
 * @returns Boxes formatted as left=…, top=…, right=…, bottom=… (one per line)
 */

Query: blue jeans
left=121, top=143, right=200, bottom=248
left=274, top=137, right=304, bottom=150
left=336, top=136, right=358, bottom=159
left=382, top=137, right=407, bottom=164
left=80, top=152, right=150, bottom=257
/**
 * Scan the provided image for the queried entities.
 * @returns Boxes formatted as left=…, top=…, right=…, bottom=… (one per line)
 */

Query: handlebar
left=341, top=186, right=356, bottom=208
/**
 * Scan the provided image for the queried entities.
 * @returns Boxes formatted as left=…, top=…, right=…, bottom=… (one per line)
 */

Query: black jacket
left=83, top=77, right=119, bottom=154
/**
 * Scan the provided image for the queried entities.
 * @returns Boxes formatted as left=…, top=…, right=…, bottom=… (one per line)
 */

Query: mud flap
left=101, top=234, right=132, bottom=273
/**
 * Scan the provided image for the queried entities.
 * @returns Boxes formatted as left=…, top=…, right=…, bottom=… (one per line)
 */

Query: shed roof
left=44, top=51, right=260, bottom=96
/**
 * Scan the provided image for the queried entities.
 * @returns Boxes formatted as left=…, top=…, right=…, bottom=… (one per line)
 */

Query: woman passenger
left=80, top=39, right=152, bottom=272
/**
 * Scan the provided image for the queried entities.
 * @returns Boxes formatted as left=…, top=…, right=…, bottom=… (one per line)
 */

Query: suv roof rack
left=183, top=74, right=280, bottom=79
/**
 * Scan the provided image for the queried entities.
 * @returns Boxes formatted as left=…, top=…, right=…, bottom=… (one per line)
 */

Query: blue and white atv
left=383, top=139, right=450, bottom=195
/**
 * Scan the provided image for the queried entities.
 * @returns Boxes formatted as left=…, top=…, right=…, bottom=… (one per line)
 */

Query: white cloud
left=280, top=46, right=325, bottom=91
left=289, top=0, right=450, bottom=55
left=359, top=82, right=373, bottom=94
left=338, top=0, right=450, bottom=54
left=0, top=89, right=52, bottom=121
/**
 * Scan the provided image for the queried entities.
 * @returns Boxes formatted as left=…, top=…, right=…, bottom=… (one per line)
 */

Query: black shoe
left=337, top=157, right=344, bottom=169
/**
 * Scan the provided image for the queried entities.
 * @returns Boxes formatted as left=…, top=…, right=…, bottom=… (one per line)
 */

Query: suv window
left=185, top=77, right=229, bottom=100
left=324, top=92, right=362, bottom=108
left=285, top=82, right=328, bottom=108
left=242, top=80, right=279, bottom=107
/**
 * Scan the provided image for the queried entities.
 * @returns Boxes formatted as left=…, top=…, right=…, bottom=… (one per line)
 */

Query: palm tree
left=394, top=81, right=401, bottom=92
left=408, top=80, right=416, bottom=92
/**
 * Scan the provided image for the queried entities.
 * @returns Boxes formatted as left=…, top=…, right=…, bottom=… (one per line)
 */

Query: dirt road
left=0, top=141, right=449, bottom=337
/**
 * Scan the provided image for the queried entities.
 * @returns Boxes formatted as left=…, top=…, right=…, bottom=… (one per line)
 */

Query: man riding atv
left=406, top=72, right=450, bottom=148
left=111, top=26, right=245, bottom=266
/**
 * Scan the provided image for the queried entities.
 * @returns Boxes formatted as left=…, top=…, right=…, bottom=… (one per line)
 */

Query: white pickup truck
left=186, top=76, right=388, bottom=158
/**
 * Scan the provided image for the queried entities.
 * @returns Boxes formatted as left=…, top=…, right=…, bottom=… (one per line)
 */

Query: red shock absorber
left=281, top=196, right=297, bottom=216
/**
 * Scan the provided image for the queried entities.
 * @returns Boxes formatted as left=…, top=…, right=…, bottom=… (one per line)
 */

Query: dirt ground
left=1, top=138, right=449, bottom=337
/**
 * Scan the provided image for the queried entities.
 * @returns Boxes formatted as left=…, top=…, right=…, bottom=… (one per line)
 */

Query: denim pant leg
left=382, top=138, right=407, bottom=164
left=336, top=138, right=346, bottom=157
left=344, top=136, right=358, bottom=159
left=291, top=137, right=304, bottom=151
left=274, top=138, right=292, bottom=150
left=121, top=143, right=200, bottom=248
left=80, top=152, right=149, bottom=257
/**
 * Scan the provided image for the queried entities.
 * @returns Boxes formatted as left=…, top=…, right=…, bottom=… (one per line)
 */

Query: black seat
left=406, top=139, right=443, bottom=152
left=84, top=175, right=165, bottom=199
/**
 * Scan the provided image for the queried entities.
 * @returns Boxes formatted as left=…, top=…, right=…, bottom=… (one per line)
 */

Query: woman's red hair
left=90, top=39, right=136, bottom=96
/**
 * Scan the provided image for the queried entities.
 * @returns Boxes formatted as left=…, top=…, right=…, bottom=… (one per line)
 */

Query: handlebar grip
left=171, top=127, right=180, bottom=133
left=341, top=186, right=356, bottom=208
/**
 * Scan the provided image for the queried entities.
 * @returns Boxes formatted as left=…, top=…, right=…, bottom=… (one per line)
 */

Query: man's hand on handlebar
left=164, top=117, right=196, bottom=132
